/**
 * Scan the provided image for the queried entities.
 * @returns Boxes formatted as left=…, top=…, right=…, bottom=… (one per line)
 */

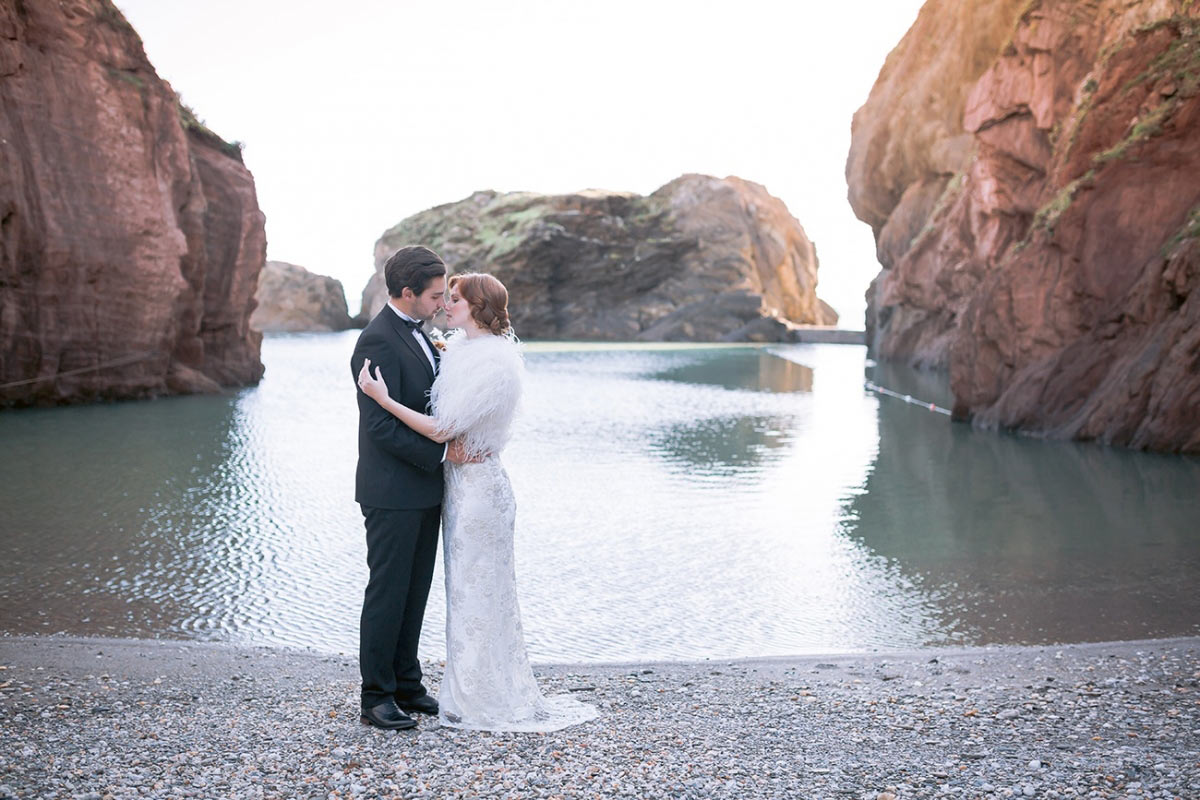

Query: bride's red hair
left=449, top=272, right=511, bottom=336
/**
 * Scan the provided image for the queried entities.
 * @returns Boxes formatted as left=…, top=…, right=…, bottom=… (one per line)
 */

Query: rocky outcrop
left=0, top=0, right=265, bottom=406
left=362, top=174, right=838, bottom=342
left=848, top=0, right=1200, bottom=452
left=251, top=261, right=355, bottom=333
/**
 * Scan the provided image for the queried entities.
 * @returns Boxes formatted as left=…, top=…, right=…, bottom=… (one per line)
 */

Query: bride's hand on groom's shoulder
left=357, top=359, right=389, bottom=402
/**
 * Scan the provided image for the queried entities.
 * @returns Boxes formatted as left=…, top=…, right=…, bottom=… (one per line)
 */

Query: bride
left=356, top=272, right=598, bottom=733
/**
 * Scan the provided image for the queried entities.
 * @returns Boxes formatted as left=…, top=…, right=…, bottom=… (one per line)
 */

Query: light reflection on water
left=0, top=333, right=1197, bottom=662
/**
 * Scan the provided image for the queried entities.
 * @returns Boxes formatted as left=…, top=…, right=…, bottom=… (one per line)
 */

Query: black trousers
left=359, top=504, right=441, bottom=708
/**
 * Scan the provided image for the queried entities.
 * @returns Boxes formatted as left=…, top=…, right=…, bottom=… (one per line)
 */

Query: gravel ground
left=0, top=635, right=1197, bottom=799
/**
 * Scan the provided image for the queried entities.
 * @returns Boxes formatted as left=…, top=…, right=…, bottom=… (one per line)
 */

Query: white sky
left=115, top=0, right=923, bottom=327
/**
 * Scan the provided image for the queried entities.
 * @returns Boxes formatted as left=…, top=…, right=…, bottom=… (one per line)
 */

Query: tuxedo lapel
left=385, top=309, right=436, bottom=382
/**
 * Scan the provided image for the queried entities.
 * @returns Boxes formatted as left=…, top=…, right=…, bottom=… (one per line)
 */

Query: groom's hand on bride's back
left=446, top=438, right=487, bottom=465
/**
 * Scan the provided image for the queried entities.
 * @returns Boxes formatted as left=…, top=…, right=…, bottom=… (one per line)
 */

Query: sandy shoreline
left=2, top=635, right=1197, bottom=799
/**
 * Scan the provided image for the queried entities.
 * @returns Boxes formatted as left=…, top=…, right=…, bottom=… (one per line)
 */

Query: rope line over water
left=0, top=352, right=158, bottom=390
left=864, top=380, right=953, bottom=416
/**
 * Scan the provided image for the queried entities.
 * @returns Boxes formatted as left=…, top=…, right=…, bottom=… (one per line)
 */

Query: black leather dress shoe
left=396, top=694, right=439, bottom=716
left=360, top=699, right=417, bottom=730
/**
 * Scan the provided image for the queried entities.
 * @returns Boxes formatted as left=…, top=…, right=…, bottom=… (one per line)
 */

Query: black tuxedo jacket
left=351, top=307, right=444, bottom=509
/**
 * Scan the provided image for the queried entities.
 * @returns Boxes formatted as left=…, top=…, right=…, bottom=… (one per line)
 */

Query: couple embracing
left=351, top=245, right=597, bottom=733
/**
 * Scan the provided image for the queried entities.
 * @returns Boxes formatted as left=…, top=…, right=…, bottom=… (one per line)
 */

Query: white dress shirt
left=387, top=301, right=437, bottom=371
left=386, top=301, right=446, bottom=462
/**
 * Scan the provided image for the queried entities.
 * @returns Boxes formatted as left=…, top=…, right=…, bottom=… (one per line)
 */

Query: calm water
left=1, top=334, right=1197, bottom=662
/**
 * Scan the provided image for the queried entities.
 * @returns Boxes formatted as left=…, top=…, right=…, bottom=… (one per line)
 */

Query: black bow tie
left=398, top=315, right=423, bottom=331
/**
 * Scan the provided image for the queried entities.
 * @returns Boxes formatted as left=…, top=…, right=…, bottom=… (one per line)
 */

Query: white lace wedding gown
left=429, top=332, right=598, bottom=732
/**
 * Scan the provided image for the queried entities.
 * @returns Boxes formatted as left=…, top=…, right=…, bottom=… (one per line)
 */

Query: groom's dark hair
left=384, top=246, right=447, bottom=297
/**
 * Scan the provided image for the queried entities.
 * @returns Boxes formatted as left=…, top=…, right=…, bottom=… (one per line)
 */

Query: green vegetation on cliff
left=178, top=101, right=245, bottom=163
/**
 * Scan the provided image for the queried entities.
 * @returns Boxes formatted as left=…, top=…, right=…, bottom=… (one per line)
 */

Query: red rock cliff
left=0, top=0, right=265, bottom=406
left=848, top=0, right=1200, bottom=452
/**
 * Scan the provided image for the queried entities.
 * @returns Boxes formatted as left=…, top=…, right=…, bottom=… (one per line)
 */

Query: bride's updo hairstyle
left=449, top=272, right=512, bottom=336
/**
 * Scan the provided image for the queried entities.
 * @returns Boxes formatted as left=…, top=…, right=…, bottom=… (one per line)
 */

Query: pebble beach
left=1, top=636, right=1197, bottom=799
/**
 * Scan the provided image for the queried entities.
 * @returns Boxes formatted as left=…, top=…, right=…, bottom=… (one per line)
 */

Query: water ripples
left=2, top=334, right=1198, bottom=660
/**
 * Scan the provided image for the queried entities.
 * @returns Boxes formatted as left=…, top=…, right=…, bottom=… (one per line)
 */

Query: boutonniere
left=428, top=327, right=448, bottom=351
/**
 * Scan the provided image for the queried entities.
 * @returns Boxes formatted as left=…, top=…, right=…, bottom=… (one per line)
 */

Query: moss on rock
left=177, top=101, right=244, bottom=163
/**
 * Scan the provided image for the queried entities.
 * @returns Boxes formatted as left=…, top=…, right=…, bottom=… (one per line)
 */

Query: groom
left=351, top=245, right=468, bottom=730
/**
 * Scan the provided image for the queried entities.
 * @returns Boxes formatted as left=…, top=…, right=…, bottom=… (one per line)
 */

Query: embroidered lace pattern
left=433, top=334, right=598, bottom=732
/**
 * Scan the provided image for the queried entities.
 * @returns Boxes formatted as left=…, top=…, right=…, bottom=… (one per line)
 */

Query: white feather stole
left=430, top=332, right=524, bottom=460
